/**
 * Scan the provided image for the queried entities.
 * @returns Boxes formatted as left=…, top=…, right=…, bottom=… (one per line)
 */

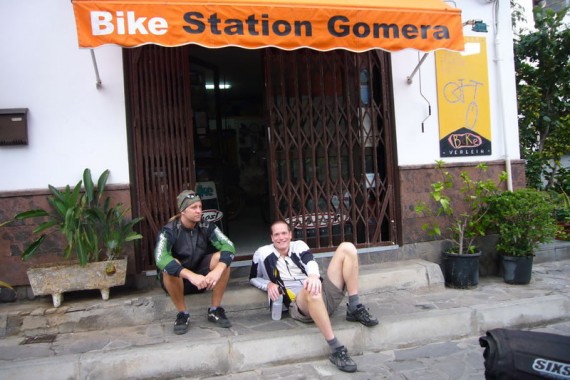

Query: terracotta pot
left=26, top=258, right=127, bottom=307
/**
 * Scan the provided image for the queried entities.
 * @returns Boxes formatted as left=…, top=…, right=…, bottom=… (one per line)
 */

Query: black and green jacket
left=155, top=219, right=235, bottom=277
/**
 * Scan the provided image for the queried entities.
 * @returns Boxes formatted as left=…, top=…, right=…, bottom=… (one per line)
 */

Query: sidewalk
left=1, top=257, right=570, bottom=379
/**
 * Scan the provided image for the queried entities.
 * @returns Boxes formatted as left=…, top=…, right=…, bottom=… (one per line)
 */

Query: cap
left=176, top=190, right=201, bottom=212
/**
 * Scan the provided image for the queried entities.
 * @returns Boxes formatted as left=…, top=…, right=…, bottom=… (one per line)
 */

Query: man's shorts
left=158, top=254, right=214, bottom=295
left=288, top=277, right=345, bottom=323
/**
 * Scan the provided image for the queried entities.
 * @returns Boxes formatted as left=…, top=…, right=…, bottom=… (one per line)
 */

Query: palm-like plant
left=2, top=169, right=142, bottom=266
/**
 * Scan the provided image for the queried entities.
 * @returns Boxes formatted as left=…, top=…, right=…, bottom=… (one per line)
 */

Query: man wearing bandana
left=155, top=190, right=236, bottom=335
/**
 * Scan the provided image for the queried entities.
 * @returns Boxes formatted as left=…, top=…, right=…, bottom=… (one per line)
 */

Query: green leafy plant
left=549, top=189, right=570, bottom=241
left=89, top=200, right=143, bottom=261
left=483, top=188, right=559, bottom=257
left=415, top=161, right=507, bottom=255
left=514, top=6, right=570, bottom=190
left=1, top=169, right=142, bottom=266
left=552, top=189, right=570, bottom=223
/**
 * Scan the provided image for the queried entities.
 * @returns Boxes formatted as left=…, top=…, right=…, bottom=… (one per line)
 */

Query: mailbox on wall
left=0, top=108, right=28, bottom=145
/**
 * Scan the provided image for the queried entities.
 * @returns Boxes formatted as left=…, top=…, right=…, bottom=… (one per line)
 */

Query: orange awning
left=72, top=0, right=464, bottom=52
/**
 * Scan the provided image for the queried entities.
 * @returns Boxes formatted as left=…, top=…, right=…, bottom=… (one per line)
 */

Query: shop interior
left=189, top=46, right=270, bottom=257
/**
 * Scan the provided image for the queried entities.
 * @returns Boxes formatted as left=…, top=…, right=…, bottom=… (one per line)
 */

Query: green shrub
left=415, top=161, right=506, bottom=255
left=484, top=189, right=558, bottom=257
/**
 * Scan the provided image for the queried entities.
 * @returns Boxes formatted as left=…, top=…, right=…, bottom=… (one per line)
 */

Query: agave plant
left=2, top=169, right=142, bottom=266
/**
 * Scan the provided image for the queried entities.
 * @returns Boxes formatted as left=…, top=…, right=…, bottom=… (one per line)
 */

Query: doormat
left=20, top=334, right=57, bottom=345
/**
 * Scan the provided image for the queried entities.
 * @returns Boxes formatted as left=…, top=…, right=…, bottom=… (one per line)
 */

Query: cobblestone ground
left=188, top=321, right=570, bottom=380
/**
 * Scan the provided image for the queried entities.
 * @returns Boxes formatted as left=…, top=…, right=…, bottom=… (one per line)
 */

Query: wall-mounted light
left=406, top=19, right=488, bottom=85
left=463, top=19, right=488, bottom=33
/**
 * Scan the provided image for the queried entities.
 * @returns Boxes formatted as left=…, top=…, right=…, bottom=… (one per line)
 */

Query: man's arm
left=208, top=224, right=236, bottom=267
left=154, top=229, right=183, bottom=276
left=249, top=249, right=271, bottom=291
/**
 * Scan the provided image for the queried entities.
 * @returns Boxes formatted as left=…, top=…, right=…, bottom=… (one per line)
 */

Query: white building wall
left=0, top=1, right=127, bottom=191
left=0, top=0, right=521, bottom=191
left=393, top=0, right=521, bottom=166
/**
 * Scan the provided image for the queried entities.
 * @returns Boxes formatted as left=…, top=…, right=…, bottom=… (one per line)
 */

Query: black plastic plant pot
left=501, top=255, right=533, bottom=285
left=442, top=251, right=481, bottom=289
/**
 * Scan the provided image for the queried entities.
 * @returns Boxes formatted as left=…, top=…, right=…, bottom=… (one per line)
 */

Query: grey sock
left=327, top=336, right=343, bottom=352
left=348, top=295, right=360, bottom=312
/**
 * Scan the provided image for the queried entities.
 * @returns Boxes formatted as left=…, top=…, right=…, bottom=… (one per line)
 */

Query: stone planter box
left=27, top=258, right=127, bottom=307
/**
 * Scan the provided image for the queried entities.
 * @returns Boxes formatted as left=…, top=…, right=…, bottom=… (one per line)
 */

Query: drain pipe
left=491, top=0, right=514, bottom=191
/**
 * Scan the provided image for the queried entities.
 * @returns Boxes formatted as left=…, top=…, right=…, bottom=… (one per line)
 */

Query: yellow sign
left=435, top=36, right=491, bottom=156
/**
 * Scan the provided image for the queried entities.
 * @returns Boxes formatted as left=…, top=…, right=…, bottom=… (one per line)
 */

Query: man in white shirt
left=249, top=220, right=378, bottom=372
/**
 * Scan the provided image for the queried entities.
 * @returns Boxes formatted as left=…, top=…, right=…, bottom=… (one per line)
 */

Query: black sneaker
left=207, top=307, right=232, bottom=328
left=329, top=346, right=357, bottom=373
left=173, top=312, right=190, bottom=335
left=346, top=304, right=379, bottom=326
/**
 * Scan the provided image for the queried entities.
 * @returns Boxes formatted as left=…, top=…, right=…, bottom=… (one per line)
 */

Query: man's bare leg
left=207, top=252, right=232, bottom=328
left=162, top=273, right=191, bottom=335
left=326, top=242, right=359, bottom=296
left=327, top=242, right=379, bottom=327
left=296, top=272, right=358, bottom=373
left=162, top=273, right=187, bottom=312
left=296, top=289, right=335, bottom=340
left=209, top=252, right=231, bottom=308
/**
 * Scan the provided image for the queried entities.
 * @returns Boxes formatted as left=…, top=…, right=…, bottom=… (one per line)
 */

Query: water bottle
left=271, top=294, right=283, bottom=320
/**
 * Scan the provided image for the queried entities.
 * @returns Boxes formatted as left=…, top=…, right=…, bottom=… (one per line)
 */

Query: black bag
left=479, top=328, right=570, bottom=379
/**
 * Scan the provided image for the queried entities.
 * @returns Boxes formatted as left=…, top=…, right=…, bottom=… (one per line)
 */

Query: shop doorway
left=124, top=45, right=270, bottom=271
left=188, top=47, right=270, bottom=256
left=124, top=46, right=398, bottom=272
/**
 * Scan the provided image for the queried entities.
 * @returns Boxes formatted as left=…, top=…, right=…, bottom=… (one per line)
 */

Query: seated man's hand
left=204, top=268, right=223, bottom=290
left=303, top=274, right=321, bottom=296
left=268, top=282, right=281, bottom=301
left=186, top=272, right=209, bottom=290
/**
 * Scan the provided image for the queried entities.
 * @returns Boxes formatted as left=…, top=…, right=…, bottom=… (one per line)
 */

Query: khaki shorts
left=288, top=277, right=345, bottom=323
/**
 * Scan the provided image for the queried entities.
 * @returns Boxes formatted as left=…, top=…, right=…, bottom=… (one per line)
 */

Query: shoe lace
left=354, top=305, right=372, bottom=320
left=175, top=312, right=187, bottom=325
left=334, top=347, right=352, bottom=365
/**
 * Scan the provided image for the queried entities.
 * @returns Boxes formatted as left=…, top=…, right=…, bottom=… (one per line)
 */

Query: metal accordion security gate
left=124, top=45, right=196, bottom=271
left=264, top=49, right=397, bottom=251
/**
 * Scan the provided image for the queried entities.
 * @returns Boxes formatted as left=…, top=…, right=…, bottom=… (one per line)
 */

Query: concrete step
left=2, top=259, right=444, bottom=337
left=1, top=259, right=570, bottom=380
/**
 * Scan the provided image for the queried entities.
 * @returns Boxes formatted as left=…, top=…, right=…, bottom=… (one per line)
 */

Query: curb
left=1, top=293, right=568, bottom=379
left=3, top=259, right=444, bottom=337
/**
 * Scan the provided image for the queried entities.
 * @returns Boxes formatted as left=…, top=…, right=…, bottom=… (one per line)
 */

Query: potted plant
left=415, top=161, right=506, bottom=288
left=1, top=169, right=143, bottom=306
left=483, top=188, right=559, bottom=284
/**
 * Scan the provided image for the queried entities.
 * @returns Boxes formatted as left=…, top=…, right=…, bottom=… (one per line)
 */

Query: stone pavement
left=1, top=258, right=570, bottom=379
left=189, top=321, right=570, bottom=380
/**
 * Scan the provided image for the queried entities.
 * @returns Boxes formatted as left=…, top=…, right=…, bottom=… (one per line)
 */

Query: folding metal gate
left=125, top=46, right=398, bottom=271
left=124, top=46, right=195, bottom=271
left=264, top=49, right=397, bottom=251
